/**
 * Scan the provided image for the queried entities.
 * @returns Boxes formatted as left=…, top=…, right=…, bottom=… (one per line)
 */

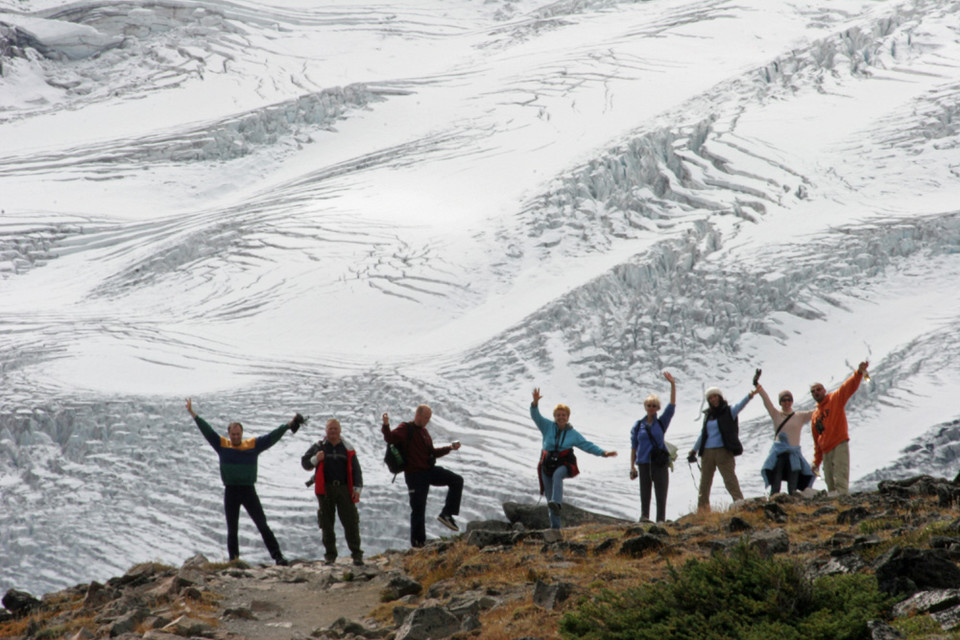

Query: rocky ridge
left=6, top=477, right=960, bottom=639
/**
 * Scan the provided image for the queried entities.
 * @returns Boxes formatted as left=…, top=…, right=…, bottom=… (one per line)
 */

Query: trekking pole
left=693, top=382, right=706, bottom=421
left=688, top=459, right=700, bottom=491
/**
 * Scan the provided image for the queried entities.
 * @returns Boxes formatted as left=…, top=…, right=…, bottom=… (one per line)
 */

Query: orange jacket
left=811, top=371, right=863, bottom=466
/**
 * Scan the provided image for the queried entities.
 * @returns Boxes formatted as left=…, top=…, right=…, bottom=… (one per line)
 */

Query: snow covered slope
left=2, top=0, right=960, bottom=595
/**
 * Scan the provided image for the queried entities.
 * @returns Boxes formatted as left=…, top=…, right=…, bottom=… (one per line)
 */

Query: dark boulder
left=532, top=580, right=574, bottom=610
left=503, top=501, right=629, bottom=530
left=726, top=516, right=752, bottom=532
left=2, top=589, right=40, bottom=617
left=380, top=575, right=423, bottom=602
left=874, top=546, right=960, bottom=596
left=619, top=534, right=665, bottom=558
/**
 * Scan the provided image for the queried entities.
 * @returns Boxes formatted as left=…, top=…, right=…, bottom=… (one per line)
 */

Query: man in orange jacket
left=810, top=361, right=869, bottom=494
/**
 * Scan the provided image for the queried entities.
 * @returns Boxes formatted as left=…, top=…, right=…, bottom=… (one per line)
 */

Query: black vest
left=699, top=405, right=743, bottom=456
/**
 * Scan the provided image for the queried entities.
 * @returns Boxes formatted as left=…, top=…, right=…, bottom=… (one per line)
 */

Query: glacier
left=2, top=0, right=960, bottom=597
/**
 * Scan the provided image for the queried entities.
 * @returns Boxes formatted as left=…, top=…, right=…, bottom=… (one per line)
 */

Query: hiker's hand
left=353, top=488, right=361, bottom=502
left=532, top=388, right=542, bottom=406
left=382, top=413, right=389, bottom=427
left=451, top=441, right=461, bottom=451
left=316, top=451, right=325, bottom=462
left=185, top=398, right=196, bottom=418
left=629, top=467, right=638, bottom=480
left=663, top=371, right=675, bottom=385
left=687, top=451, right=697, bottom=463
left=603, top=450, right=617, bottom=458
left=290, top=413, right=305, bottom=433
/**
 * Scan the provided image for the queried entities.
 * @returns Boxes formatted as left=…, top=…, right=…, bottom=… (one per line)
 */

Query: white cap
left=705, top=387, right=723, bottom=400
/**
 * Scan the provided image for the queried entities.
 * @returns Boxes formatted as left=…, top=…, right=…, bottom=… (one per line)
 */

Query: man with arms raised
left=810, top=361, right=869, bottom=495
left=187, top=398, right=303, bottom=565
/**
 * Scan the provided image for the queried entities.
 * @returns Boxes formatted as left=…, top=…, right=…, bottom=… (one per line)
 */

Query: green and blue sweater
left=195, top=416, right=289, bottom=486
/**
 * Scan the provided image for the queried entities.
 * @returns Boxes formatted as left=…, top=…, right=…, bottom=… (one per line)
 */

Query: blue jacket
left=760, top=433, right=816, bottom=491
left=630, top=404, right=675, bottom=464
left=530, top=405, right=605, bottom=456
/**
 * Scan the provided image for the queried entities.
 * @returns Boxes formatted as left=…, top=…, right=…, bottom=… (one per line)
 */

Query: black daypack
left=384, top=423, right=413, bottom=482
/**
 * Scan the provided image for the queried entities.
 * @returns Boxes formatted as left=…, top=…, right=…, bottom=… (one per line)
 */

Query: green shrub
left=560, top=543, right=891, bottom=640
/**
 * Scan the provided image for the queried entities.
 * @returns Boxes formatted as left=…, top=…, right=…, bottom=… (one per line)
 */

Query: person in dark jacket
left=187, top=398, right=302, bottom=565
left=629, top=371, right=676, bottom=522
left=688, top=386, right=755, bottom=513
left=381, top=405, right=463, bottom=548
left=301, top=419, right=364, bottom=566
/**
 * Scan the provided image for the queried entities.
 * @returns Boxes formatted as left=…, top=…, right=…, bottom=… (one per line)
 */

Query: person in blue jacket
left=688, top=386, right=756, bottom=513
left=630, top=371, right=676, bottom=522
left=531, top=388, right=617, bottom=529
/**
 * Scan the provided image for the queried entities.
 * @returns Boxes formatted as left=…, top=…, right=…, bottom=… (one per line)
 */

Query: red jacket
left=307, top=439, right=361, bottom=502
left=381, top=421, right=452, bottom=474
left=811, top=371, right=863, bottom=466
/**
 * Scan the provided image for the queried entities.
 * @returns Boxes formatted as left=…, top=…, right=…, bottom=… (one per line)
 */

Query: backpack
left=384, top=423, right=413, bottom=482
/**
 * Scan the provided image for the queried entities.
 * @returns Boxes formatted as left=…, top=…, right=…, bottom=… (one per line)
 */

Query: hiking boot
left=352, top=556, right=365, bottom=567
left=437, top=513, right=459, bottom=532
left=548, top=501, right=562, bottom=515
left=323, top=556, right=336, bottom=566
left=274, top=554, right=290, bottom=566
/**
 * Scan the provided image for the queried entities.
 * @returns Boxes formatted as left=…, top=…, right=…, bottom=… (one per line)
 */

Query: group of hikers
left=187, top=359, right=869, bottom=563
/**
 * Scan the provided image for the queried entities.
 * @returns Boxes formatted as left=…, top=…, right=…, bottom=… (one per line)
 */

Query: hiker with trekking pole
left=687, top=370, right=759, bottom=513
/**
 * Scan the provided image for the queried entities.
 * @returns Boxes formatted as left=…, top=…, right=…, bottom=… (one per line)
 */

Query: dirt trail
left=211, top=560, right=391, bottom=639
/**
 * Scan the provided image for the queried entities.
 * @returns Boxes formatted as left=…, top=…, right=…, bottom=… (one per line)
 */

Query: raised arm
left=187, top=398, right=220, bottom=449
left=529, top=388, right=553, bottom=435
left=833, top=363, right=867, bottom=405
left=256, top=421, right=291, bottom=452
left=756, top=384, right=780, bottom=423
left=664, top=371, right=676, bottom=405
left=381, top=412, right=406, bottom=445
left=729, top=390, right=756, bottom=419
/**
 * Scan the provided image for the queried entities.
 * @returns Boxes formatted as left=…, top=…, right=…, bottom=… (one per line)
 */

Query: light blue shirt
left=693, top=394, right=752, bottom=451
left=530, top=404, right=605, bottom=456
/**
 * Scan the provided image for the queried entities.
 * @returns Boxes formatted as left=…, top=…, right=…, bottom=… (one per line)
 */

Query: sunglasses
left=779, top=396, right=793, bottom=403
left=645, top=403, right=659, bottom=409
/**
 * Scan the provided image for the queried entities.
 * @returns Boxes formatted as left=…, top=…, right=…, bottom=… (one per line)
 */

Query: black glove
left=291, top=413, right=306, bottom=433
left=687, top=451, right=697, bottom=464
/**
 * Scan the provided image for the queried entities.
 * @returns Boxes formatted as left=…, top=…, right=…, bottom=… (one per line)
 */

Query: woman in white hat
left=688, top=385, right=757, bottom=512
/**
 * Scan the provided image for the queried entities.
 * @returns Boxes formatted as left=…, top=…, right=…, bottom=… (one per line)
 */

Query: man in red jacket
left=301, top=419, right=364, bottom=566
left=810, top=361, right=869, bottom=494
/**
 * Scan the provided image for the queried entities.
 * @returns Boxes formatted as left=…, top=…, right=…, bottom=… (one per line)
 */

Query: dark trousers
left=404, top=466, right=463, bottom=547
left=637, top=462, right=670, bottom=522
left=317, top=484, right=362, bottom=561
left=224, top=485, right=282, bottom=561
left=769, top=452, right=800, bottom=495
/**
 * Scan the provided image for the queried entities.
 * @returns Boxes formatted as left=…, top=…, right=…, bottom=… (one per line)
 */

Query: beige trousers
left=698, top=447, right=743, bottom=511
left=822, top=440, right=850, bottom=494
